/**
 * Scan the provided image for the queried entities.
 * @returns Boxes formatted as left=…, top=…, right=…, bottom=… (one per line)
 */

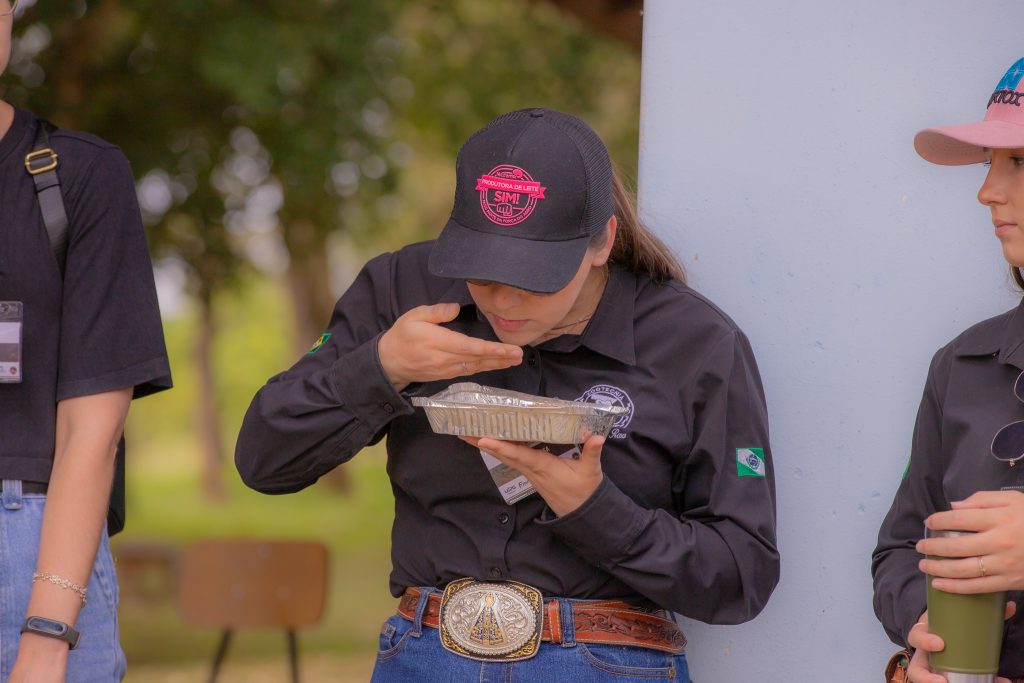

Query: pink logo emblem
left=475, top=165, right=546, bottom=227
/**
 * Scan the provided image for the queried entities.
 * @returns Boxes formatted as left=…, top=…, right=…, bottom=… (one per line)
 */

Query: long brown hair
left=1013, top=266, right=1024, bottom=290
left=591, top=168, right=686, bottom=284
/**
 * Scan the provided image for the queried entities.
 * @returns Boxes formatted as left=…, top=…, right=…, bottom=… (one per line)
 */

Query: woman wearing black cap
left=237, top=108, right=779, bottom=681
left=873, top=57, right=1024, bottom=683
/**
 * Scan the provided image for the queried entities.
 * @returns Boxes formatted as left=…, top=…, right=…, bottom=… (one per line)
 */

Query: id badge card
left=0, top=302, right=23, bottom=383
left=480, top=442, right=581, bottom=505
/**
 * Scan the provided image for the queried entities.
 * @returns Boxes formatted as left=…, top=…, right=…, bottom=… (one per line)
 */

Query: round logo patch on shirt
left=475, top=165, right=547, bottom=227
left=576, top=384, right=634, bottom=440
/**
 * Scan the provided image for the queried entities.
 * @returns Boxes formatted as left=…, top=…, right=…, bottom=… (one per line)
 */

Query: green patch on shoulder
left=307, top=332, right=332, bottom=355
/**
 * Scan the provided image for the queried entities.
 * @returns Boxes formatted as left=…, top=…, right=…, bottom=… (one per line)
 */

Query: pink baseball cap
left=915, top=57, right=1024, bottom=165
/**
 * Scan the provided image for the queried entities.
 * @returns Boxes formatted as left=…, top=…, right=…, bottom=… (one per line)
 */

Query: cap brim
left=915, top=120, right=1024, bottom=165
left=428, top=217, right=591, bottom=294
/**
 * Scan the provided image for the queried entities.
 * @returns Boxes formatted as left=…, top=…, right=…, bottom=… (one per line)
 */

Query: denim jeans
left=371, top=588, right=691, bottom=683
left=0, top=480, right=127, bottom=682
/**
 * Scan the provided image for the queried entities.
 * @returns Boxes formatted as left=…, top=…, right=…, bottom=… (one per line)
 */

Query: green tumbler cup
left=926, top=529, right=1006, bottom=683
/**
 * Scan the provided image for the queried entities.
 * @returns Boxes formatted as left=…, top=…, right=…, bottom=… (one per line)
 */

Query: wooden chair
left=110, top=539, right=179, bottom=604
left=176, top=539, right=329, bottom=683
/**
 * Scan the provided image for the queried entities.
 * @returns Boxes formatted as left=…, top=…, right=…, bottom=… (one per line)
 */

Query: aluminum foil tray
left=412, top=382, right=627, bottom=444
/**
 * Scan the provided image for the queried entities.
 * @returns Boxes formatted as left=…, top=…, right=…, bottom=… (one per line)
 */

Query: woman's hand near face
left=378, top=303, right=523, bottom=390
left=459, top=434, right=606, bottom=517
left=917, top=491, right=1024, bottom=593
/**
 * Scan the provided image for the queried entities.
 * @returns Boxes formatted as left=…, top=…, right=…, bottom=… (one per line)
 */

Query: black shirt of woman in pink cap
left=874, top=57, right=1024, bottom=683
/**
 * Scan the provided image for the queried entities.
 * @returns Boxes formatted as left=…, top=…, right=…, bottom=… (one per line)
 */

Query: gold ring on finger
left=979, top=556, right=988, bottom=577
left=461, top=361, right=469, bottom=373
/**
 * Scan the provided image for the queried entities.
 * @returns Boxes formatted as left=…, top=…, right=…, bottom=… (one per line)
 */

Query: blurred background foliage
left=3, top=0, right=640, bottom=678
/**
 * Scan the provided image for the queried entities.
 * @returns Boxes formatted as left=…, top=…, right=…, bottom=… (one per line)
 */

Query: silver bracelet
left=32, top=571, right=87, bottom=606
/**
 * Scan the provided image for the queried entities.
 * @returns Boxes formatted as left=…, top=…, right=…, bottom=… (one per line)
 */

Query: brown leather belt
left=398, top=587, right=687, bottom=655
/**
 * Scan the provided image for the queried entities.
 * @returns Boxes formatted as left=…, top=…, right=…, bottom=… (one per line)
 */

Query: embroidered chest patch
left=576, top=384, right=634, bottom=440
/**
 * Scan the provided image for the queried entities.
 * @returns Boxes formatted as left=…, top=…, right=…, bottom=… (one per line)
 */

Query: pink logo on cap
left=475, top=165, right=546, bottom=227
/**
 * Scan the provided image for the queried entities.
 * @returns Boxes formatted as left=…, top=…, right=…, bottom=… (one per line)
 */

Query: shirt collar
left=439, top=267, right=638, bottom=366
left=439, top=278, right=475, bottom=307
left=1000, top=301, right=1024, bottom=370
left=537, top=266, right=637, bottom=365
left=955, top=297, right=1024, bottom=370
left=0, top=107, right=32, bottom=167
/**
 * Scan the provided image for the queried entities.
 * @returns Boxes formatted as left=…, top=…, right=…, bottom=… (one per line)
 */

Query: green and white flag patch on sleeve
left=736, top=447, right=767, bottom=477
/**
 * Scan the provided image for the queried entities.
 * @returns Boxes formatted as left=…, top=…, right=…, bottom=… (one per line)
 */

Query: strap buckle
left=24, top=148, right=59, bottom=175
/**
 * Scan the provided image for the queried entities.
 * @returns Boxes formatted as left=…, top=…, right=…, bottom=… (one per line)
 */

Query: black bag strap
left=25, top=120, right=68, bottom=274
left=23, top=119, right=126, bottom=536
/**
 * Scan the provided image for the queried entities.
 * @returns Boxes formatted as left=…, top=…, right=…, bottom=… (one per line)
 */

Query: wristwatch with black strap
left=20, top=616, right=80, bottom=650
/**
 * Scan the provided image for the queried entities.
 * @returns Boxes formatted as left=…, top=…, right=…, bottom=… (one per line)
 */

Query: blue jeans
left=371, top=588, right=691, bottom=683
left=0, top=480, right=127, bottom=682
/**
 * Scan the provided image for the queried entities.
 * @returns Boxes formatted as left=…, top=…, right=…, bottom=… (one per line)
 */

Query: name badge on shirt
left=0, top=302, right=24, bottom=384
left=479, top=442, right=581, bottom=505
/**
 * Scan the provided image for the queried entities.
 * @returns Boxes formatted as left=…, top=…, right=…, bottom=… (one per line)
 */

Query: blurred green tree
left=5, top=0, right=405, bottom=496
left=343, top=0, right=642, bottom=254
left=2, top=0, right=640, bottom=501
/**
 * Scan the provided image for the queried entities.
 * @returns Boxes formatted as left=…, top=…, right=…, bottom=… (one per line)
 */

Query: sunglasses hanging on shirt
left=990, top=370, right=1024, bottom=467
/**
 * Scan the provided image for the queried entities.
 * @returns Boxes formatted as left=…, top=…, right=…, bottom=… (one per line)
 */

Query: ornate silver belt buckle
left=439, top=578, right=543, bottom=662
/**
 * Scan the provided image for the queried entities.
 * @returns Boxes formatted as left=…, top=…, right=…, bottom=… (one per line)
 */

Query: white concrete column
left=639, top=2, right=1021, bottom=678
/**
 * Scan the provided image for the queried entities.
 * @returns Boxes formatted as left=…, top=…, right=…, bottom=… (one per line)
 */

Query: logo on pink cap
left=988, top=58, right=1024, bottom=109
left=476, top=165, right=547, bottom=227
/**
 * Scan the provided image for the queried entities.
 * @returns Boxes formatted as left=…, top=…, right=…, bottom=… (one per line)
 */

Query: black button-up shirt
left=874, top=299, right=1024, bottom=676
left=236, top=241, right=779, bottom=624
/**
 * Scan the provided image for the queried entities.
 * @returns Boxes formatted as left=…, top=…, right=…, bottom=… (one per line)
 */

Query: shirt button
left=526, top=356, right=537, bottom=367
left=489, top=567, right=503, bottom=579
left=381, top=402, right=395, bottom=414
left=497, top=512, right=510, bottom=524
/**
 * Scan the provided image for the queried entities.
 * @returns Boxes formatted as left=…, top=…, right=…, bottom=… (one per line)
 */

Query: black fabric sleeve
left=872, top=348, right=949, bottom=648
left=56, top=148, right=171, bottom=402
left=538, top=329, right=779, bottom=624
left=235, top=252, right=412, bottom=494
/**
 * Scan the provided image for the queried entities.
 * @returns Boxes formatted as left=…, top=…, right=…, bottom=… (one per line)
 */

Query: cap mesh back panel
left=542, top=111, right=613, bottom=234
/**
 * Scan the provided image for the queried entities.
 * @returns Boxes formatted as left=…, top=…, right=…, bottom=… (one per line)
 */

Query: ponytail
left=591, top=168, right=686, bottom=284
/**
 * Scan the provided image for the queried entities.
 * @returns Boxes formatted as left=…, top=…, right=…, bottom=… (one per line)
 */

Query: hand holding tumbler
left=926, top=529, right=1007, bottom=683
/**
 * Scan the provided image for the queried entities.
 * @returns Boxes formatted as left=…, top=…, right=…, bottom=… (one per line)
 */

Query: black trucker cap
left=428, top=108, right=614, bottom=293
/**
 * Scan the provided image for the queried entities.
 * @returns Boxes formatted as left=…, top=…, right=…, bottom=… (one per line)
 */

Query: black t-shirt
left=0, top=106, right=171, bottom=483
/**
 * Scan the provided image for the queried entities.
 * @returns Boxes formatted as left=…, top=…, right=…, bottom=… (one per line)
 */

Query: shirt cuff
left=327, top=333, right=412, bottom=432
left=535, top=476, right=652, bottom=569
